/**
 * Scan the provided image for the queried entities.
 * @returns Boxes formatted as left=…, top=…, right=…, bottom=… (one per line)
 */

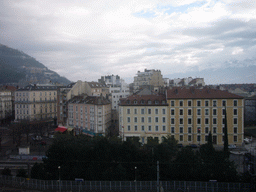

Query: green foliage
left=1, top=167, right=12, bottom=176
left=16, top=168, right=27, bottom=178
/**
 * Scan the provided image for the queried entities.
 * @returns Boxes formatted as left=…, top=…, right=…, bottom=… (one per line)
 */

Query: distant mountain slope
left=0, top=44, right=71, bottom=85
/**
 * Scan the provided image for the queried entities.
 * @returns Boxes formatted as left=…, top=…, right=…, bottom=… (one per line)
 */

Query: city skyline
left=1, top=0, right=256, bottom=84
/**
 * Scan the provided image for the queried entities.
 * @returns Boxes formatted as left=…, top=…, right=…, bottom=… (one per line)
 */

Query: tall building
left=0, top=86, right=16, bottom=122
left=67, top=95, right=111, bottom=136
left=119, top=94, right=168, bottom=144
left=119, top=87, right=244, bottom=146
left=98, top=75, right=121, bottom=87
left=15, top=84, right=58, bottom=121
left=166, top=87, right=244, bottom=146
left=133, top=69, right=164, bottom=91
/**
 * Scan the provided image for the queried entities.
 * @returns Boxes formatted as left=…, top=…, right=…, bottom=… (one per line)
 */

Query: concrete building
left=119, top=87, right=244, bottom=146
left=133, top=69, right=164, bottom=91
left=169, top=77, right=205, bottom=87
left=0, top=86, right=15, bottom=122
left=98, top=75, right=122, bottom=87
left=14, top=84, right=58, bottom=121
left=119, top=94, right=168, bottom=144
left=244, top=95, right=256, bottom=126
left=67, top=95, right=111, bottom=136
left=166, top=87, right=244, bottom=146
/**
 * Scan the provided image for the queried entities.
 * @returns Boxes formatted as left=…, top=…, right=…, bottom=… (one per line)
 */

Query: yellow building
left=119, top=87, right=244, bottom=146
left=15, top=84, right=58, bottom=121
left=166, top=87, right=244, bottom=146
left=119, top=94, right=168, bottom=144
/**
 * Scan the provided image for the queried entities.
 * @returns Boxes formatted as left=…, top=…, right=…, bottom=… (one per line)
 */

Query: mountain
left=0, top=44, right=71, bottom=86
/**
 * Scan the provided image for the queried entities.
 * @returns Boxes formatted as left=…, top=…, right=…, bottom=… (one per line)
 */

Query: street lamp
left=135, top=166, right=137, bottom=192
left=58, top=166, right=61, bottom=192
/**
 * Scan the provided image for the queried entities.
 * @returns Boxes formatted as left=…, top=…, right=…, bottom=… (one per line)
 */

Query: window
left=213, top=127, right=217, bottom=133
left=234, top=100, right=238, bottom=106
left=148, top=109, right=151, bottom=114
left=179, top=118, right=183, bottom=124
left=205, top=127, right=209, bottom=134
left=188, top=100, right=192, bottom=106
left=148, top=100, right=152, bottom=104
left=234, top=136, right=237, bottom=142
left=197, top=100, right=201, bottom=106
left=197, top=118, right=201, bottom=124
left=188, top=135, right=192, bottom=141
left=171, top=109, right=175, bottom=115
left=222, top=100, right=226, bottom=107
left=180, top=135, right=183, bottom=141
left=197, top=135, right=201, bottom=142
left=234, top=127, right=238, bottom=134
left=148, top=126, right=152, bottom=131
left=213, top=100, right=217, bottom=107
left=213, top=109, right=217, bottom=115
left=162, top=109, right=166, bottom=114
left=134, top=117, right=137, bottom=123
left=171, top=127, right=175, bottom=133
left=188, top=118, right=192, bottom=124
left=127, top=117, right=130, bottom=123
left=213, top=118, right=217, bottom=124
left=205, top=109, right=209, bottom=116
left=155, top=109, right=158, bottom=114
left=197, top=127, right=201, bottom=133
left=179, top=100, right=183, bottom=106
left=180, top=127, right=183, bottom=133
left=162, top=126, right=166, bottom=131
left=134, top=109, right=137, bottom=114
left=222, top=109, right=225, bottom=115
left=142, top=125, right=145, bottom=131
left=155, top=126, right=159, bottom=131
left=128, top=125, right=130, bottom=131
left=197, top=109, right=201, bottom=115
left=162, top=117, right=166, bottom=123
left=188, top=109, right=192, bottom=116
left=179, top=109, right=183, bottom=116
left=205, top=100, right=209, bottom=107
left=222, top=118, right=225, bottom=124
left=155, top=117, right=158, bottom=123
left=171, top=100, right=175, bottom=106
left=234, top=118, right=238, bottom=124
left=141, top=117, right=144, bottom=123
left=141, top=108, right=145, bottom=114
left=171, top=118, right=175, bottom=124
left=134, top=125, right=138, bottom=131
left=233, top=109, right=238, bottom=115
left=127, top=109, right=130, bottom=114
left=205, top=135, right=208, bottom=142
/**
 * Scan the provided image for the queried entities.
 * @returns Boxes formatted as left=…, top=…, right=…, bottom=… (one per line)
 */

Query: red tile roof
left=119, top=94, right=167, bottom=106
left=167, top=87, right=244, bottom=99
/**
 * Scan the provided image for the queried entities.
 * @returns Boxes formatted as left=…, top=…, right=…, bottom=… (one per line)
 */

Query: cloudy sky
left=1, top=0, right=256, bottom=84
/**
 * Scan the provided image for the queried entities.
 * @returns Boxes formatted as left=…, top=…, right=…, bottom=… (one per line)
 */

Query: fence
left=0, top=175, right=251, bottom=192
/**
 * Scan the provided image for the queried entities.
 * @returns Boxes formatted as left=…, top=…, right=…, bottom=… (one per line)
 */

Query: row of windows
left=127, top=125, right=166, bottom=132
left=170, top=126, right=238, bottom=134
left=127, top=108, right=166, bottom=115
left=172, top=108, right=238, bottom=116
left=127, top=116, right=166, bottom=123
left=126, top=100, right=166, bottom=105
left=16, top=91, right=56, bottom=97
left=170, top=100, right=238, bottom=107
left=170, top=117, right=238, bottom=125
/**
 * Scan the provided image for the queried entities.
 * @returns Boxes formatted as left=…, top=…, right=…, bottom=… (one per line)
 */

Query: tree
left=16, top=168, right=27, bottom=178
left=223, top=108, right=229, bottom=158
left=2, top=167, right=12, bottom=176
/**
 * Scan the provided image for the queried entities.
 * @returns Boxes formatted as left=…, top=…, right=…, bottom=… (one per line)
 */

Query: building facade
left=67, top=95, right=111, bottom=135
left=244, top=95, right=256, bottom=126
left=119, top=94, right=168, bottom=144
left=0, top=86, right=15, bottom=121
left=119, top=87, right=244, bottom=146
left=133, top=69, right=164, bottom=91
left=166, top=87, right=244, bottom=146
left=15, top=84, right=58, bottom=121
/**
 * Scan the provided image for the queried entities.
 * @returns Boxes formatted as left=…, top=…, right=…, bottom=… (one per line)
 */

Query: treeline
left=31, top=133, right=242, bottom=182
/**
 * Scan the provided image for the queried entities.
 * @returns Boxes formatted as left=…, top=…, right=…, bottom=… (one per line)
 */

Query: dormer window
left=140, top=100, right=145, bottom=104
left=134, top=100, right=138, bottom=104
left=155, top=100, right=159, bottom=104
left=148, top=100, right=152, bottom=104
left=162, top=100, right=166, bottom=104
left=127, top=100, right=130, bottom=104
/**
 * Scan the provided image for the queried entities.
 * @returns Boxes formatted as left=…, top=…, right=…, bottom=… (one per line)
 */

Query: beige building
left=166, top=87, right=244, bottom=146
left=119, top=87, right=244, bottom=146
left=0, top=86, right=15, bottom=121
left=119, top=94, right=168, bottom=144
left=133, top=69, right=164, bottom=91
left=15, top=84, right=58, bottom=121
left=67, top=95, right=111, bottom=136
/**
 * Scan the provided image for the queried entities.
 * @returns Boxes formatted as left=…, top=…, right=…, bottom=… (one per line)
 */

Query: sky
left=1, top=0, right=256, bottom=84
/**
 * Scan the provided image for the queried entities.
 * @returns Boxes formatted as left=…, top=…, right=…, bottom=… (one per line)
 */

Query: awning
left=55, top=126, right=67, bottom=133
left=67, top=128, right=74, bottom=131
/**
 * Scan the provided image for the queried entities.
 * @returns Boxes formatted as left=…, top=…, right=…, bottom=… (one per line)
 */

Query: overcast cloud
left=0, top=0, right=256, bottom=84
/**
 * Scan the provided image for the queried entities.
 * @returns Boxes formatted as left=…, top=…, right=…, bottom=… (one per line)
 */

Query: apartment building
left=0, top=86, right=15, bottom=121
left=119, top=94, right=168, bottom=144
left=166, top=87, right=244, bottom=146
left=67, top=95, right=111, bottom=135
left=133, top=69, right=164, bottom=91
left=15, top=84, right=58, bottom=121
